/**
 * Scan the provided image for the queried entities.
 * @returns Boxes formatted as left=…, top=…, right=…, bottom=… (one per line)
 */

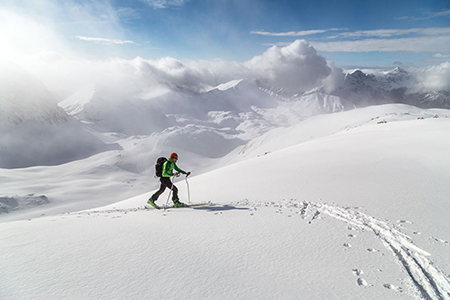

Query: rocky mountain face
left=332, top=67, right=450, bottom=109
left=406, top=90, right=450, bottom=108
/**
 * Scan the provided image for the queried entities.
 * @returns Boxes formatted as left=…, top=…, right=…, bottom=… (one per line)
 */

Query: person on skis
left=148, top=153, right=190, bottom=208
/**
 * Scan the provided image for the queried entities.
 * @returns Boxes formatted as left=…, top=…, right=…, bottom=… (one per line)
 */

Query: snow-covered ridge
left=58, top=83, right=96, bottom=115
left=334, top=67, right=450, bottom=108
left=211, top=79, right=244, bottom=91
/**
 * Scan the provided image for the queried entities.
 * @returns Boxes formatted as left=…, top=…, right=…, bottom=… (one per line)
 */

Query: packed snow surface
left=1, top=104, right=450, bottom=300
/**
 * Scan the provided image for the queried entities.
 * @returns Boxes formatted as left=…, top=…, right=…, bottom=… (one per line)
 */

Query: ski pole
left=165, top=175, right=177, bottom=207
left=185, top=174, right=191, bottom=204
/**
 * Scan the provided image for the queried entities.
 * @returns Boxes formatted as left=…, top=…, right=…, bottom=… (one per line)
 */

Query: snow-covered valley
left=1, top=102, right=450, bottom=299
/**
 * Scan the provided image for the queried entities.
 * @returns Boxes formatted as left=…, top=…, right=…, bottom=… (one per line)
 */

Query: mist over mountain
left=1, top=40, right=450, bottom=169
left=0, top=63, right=119, bottom=168
left=2, top=49, right=450, bottom=300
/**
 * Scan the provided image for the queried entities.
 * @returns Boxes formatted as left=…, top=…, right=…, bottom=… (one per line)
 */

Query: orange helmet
left=170, top=153, right=178, bottom=160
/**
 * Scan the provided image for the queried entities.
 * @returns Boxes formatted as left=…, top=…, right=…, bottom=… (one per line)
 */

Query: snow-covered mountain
left=2, top=56, right=450, bottom=299
left=409, top=90, right=450, bottom=108
left=1, top=104, right=449, bottom=300
left=0, top=63, right=119, bottom=168
left=3, top=62, right=449, bottom=172
left=286, top=90, right=356, bottom=116
left=56, top=66, right=450, bottom=137
left=58, top=83, right=172, bottom=135
left=332, top=67, right=450, bottom=108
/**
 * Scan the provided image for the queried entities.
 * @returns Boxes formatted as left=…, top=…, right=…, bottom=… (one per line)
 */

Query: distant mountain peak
left=211, top=79, right=244, bottom=91
left=58, top=83, right=96, bottom=115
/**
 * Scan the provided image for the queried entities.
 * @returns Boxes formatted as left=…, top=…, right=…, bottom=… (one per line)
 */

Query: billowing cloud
left=15, top=38, right=450, bottom=105
left=411, top=61, right=450, bottom=92
left=20, top=40, right=340, bottom=97
left=321, top=60, right=345, bottom=93
left=132, top=40, right=338, bottom=94
left=245, top=40, right=333, bottom=93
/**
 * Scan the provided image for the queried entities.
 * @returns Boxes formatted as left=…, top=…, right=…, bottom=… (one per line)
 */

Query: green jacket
left=162, top=158, right=186, bottom=177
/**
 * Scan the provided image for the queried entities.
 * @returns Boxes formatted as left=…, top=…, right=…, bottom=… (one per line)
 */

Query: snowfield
left=1, top=104, right=450, bottom=300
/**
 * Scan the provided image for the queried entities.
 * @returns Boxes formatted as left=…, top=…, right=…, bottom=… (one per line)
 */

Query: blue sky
left=1, top=0, right=449, bottom=68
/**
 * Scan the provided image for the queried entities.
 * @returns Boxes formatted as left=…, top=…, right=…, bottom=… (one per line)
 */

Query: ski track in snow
left=61, top=199, right=450, bottom=300
left=69, top=198, right=450, bottom=300
left=314, top=202, right=450, bottom=300
left=236, top=199, right=450, bottom=300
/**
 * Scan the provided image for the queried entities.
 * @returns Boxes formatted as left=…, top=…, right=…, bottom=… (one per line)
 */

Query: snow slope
left=1, top=104, right=449, bottom=299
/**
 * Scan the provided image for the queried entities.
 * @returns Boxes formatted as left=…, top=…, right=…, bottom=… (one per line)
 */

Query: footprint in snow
left=398, top=219, right=412, bottom=224
left=430, top=237, right=450, bottom=246
left=357, top=278, right=368, bottom=287
left=308, top=211, right=320, bottom=224
left=383, top=283, right=402, bottom=292
left=352, top=269, right=364, bottom=276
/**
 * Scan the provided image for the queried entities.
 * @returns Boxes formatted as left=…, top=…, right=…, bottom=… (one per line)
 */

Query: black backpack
left=155, top=157, right=167, bottom=177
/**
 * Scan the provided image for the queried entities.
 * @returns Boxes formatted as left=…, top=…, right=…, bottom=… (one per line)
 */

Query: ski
left=144, top=204, right=160, bottom=210
left=185, top=201, right=212, bottom=208
left=144, top=201, right=211, bottom=210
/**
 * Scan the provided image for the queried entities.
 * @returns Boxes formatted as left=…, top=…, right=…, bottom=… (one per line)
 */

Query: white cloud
left=102, top=40, right=336, bottom=94
left=330, top=27, right=450, bottom=39
left=251, top=28, right=345, bottom=37
left=433, top=9, right=450, bottom=18
left=311, top=34, right=450, bottom=53
left=75, top=36, right=137, bottom=45
left=116, top=7, right=141, bottom=19
left=19, top=40, right=340, bottom=97
left=140, top=0, right=189, bottom=9
left=411, top=61, right=450, bottom=93
left=433, top=53, right=450, bottom=58
left=253, top=27, right=450, bottom=57
left=321, top=60, right=345, bottom=93
left=251, top=30, right=327, bottom=37
left=244, top=40, right=333, bottom=93
left=397, top=9, right=450, bottom=21
left=11, top=38, right=450, bottom=108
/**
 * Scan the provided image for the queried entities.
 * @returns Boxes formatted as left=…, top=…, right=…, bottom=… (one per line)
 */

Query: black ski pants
left=152, top=176, right=178, bottom=201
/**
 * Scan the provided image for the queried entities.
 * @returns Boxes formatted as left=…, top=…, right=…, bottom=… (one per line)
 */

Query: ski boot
left=173, top=199, right=185, bottom=207
left=147, top=197, right=160, bottom=209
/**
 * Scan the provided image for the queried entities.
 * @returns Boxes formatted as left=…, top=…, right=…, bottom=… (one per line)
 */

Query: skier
left=148, top=153, right=190, bottom=208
